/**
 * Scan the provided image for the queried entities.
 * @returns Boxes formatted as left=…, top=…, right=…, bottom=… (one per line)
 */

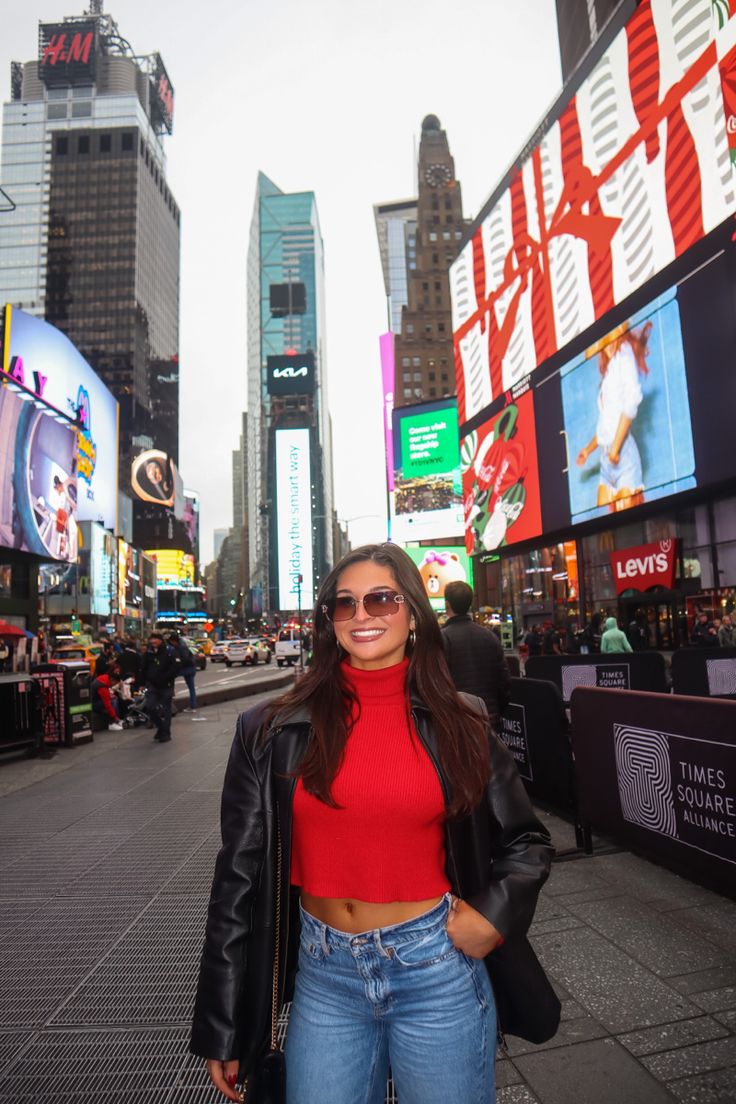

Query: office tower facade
left=392, top=116, right=466, bottom=409
left=0, top=9, right=180, bottom=477
left=374, top=199, right=417, bottom=333
left=246, top=173, right=334, bottom=614
left=555, top=0, right=628, bottom=81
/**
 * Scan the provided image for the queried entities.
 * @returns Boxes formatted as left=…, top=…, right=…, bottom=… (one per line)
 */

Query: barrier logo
left=562, top=663, right=631, bottom=702
left=706, top=658, right=736, bottom=697
left=500, top=704, right=532, bottom=782
left=613, top=724, right=736, bottom=865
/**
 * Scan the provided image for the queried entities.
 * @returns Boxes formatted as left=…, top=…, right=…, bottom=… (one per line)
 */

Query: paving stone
left=529, top=915, right=585, bottom=936
left=497, top=1087, right=541, bottom=1104
left=641, top=1035, right=736, bottom=1080
left=564, top=896, right=727, bottom=977
left=514, top=1038, right=674, bottom=1104
left=533, top=926, right=696, bottom=1032
left=667, top=902, right=736, bottom=956
left=618, top=1016, right=730, bottom=1057
left=691, top=987, right=736, bottom=1014
left=540, top=862, right=616, bottom=899
left=713, top=1009, right=736, bottom=1031
left=670, top=966, right=736, bottom=996
left=588, top=852, right=717, bottom=909
left=505, top=1010, right=609, bottom=1057
left=668, top=1066, right=736, bottom=1103
left=496, top=1059, right=524, bottom=1087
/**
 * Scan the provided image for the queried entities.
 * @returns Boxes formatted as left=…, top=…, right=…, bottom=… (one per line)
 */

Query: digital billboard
left=39, top=20, right=97, bottom=86
left=131, top=449, right=183, bottom=514
left=561, top=288, right=695, bottom=524
left=275, top=428, right=313, bottom=611
left=404, top=545, right=473, bottom=612
left=150, top=54, right=174, bottom=135
left=266, top=352, right=315, bottom=396
left=450, top=0, right=736, bottom=423
left=1, top=307, right=118, bottom=529
left=0, top=386, right=78, bottom=562
left=391, top=399, right=463, bottom=543
left=145, top=549, right=195, bottom=588
left=461, top=388, right=542, bottom=555
left=183, top=491, right=200, bottom=562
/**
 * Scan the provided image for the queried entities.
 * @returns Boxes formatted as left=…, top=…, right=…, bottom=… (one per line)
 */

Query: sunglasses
left=322, top=589, right=407, bottom=622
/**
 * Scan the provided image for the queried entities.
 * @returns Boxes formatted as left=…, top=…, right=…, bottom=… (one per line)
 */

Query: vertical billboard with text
left=450, top=0, right=736, bottom=423
left=2, top=307, right=118, bottom=529
left=276, top=428, right=313, bottom=611
left=391, top=399, right=463, bottom=543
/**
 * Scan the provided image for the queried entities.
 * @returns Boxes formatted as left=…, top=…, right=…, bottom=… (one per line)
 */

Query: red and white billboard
left=610, top=539, right=679, bottom=594
left=451, top=0, right=736, bottom=423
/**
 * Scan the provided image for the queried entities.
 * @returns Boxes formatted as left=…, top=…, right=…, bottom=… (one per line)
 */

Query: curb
left=174, top=670, right=295, bottom=709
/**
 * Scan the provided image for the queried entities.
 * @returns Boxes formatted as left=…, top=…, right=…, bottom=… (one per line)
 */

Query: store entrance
left=619, top=592, right=680, bottom=650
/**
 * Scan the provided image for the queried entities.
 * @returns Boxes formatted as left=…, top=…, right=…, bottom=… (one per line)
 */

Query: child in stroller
left=121, top=684, right=154, bottom=729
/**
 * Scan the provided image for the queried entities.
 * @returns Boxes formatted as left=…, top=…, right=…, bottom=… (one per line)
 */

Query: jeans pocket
left=299, top=933, right=327, bottom=964
left=391, top=925, right=458, bottom=968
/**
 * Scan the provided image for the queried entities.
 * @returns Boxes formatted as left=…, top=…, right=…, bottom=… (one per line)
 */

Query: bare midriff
left=300, top=893, right=445, bottom=934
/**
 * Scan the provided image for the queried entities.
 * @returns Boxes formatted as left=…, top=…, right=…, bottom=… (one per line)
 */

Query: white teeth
left=351, top=629, right=384, bottom=639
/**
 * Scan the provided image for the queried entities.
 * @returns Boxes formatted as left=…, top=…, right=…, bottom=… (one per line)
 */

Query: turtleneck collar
left=341, top=656, right=410, bottom=700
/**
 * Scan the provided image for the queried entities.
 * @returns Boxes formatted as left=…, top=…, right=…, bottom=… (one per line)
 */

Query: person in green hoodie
left=601, top=616, right=633, bottom=653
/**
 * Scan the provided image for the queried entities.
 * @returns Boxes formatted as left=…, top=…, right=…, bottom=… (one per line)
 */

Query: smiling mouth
left=350, top=628, right=386, bottom=641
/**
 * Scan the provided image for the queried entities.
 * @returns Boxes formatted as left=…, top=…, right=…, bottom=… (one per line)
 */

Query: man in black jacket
left=442, top=581, right=511, bottom=726
left=139, top=632, right=177, bottom=742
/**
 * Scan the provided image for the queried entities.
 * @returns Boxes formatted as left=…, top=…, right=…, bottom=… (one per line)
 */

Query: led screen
left=2, top=307, right=119, bottom=529
left=461, top=388, right=542, bottom=555
left=0, top=386, right=78, bottom=562
left=145, top=549, right=195, bottom=588
left=404, top=545, right=473, bottom=612
left=451, top=0, right=736, bottom=423
left=391, top=400, right=463, bottom=543
left=561, top=288, right=695, bottom=524
left=131, top=449, right=184, bottom=515
left=276, top=428, right=313, bottom=611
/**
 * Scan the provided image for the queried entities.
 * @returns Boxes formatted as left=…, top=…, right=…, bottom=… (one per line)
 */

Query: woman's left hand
left=446, top=897, right=503, bottom=959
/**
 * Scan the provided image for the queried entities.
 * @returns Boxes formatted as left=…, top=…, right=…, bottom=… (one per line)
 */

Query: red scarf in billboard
left=609, top=539, right=679, bottom=594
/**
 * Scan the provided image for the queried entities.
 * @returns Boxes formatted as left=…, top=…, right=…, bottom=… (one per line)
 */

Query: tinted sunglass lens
left=332, top=596, right=357, bottom=621
left=364, top=590, right=398, bottom=616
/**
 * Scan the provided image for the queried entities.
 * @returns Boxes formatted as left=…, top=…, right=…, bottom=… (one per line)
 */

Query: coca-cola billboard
left=610, top=539, right=679, bottom=595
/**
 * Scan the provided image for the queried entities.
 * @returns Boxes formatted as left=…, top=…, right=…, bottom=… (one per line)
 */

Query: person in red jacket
left=91, top=663, right=123, bottom=730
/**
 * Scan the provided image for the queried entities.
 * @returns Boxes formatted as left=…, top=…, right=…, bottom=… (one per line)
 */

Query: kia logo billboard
left=266, top=352, right=315, bottom=396
left=609, top=539, right=679, bottom=595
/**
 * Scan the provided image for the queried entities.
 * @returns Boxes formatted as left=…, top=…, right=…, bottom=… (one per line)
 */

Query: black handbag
left=237, top=820, right=286, bottom=1104
left=485, top=936, right=561, bottom=1045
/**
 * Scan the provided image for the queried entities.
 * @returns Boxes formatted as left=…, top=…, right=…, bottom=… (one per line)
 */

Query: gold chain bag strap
left=238, top=814, right=286, bottom=1103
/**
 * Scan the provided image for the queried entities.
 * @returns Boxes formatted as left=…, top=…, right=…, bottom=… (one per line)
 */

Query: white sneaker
left=109, top=722, right=124, bottom=731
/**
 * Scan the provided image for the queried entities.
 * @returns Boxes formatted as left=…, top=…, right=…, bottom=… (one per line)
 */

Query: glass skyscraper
left=246, top=172, right=334, bottom=613
left=374, top=199, right=418, bottom=334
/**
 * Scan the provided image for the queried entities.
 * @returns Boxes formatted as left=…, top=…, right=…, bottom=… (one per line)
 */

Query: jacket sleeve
left=465, top=731, right=553, bottom=940
left=190, top=713, right=266, bottom=1060
left=493, top=640, right=511, bottom=716
left=98, top=683, right=117, bottom=720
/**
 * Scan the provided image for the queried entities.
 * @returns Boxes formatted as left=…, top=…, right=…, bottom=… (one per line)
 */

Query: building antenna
left=88, top=0, right=103, bottom=14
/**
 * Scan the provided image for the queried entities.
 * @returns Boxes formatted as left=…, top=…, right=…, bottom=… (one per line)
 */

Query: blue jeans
left=181, top=669, right=197, bottom=708
left=285, top=894, right=496, bottom=1104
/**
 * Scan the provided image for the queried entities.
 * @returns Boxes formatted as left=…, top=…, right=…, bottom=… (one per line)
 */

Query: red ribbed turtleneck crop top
left=291, top=658, right=450, bottom=903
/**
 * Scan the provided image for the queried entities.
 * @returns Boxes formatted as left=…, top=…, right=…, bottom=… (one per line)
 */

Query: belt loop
left=320, top=921, right=330, bottom=956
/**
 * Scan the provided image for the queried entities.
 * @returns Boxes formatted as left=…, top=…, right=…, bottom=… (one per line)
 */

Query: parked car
left=225, top=638, right=271, bottom=667
left=210, top=641, right=229, bottom=663
left=275, top=628, right=307, bottom=667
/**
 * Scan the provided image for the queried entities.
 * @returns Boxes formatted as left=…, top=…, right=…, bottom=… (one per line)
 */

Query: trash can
left=0, top=673, right=43, bottom=756
left=32, top=661, right=93, bottom=747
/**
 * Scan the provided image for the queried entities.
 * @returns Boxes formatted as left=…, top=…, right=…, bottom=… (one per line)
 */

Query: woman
left=576, top=320, right=651, bottom=512
left=191, top=543, right=553, bottom=1103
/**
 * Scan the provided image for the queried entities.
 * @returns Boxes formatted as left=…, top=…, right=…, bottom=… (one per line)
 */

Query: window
left=47, top=103, right=67, bottom=119
left=434, top=281, right=441, bottom=291
left=71, top=102, right=91, bottom=117
left=78, top=135, right=90, bottom=155
left=429, top=387, right=437, bottom=397
left=401, top=357, right=410, bottom=367
left=438, top=322, right=446, bottom=332
left=412, top=356, right=421, bottom=367
left=428, top=371, right=436, bottom=381
left=442, top=230, right=451, bottom=240
left=55, top=136, right=68, bottom=156
left=406, top=323, right=414, bottom=334
left=429, top=231, right=438, bottom=241
left=412, top=372, right=422, bottom=382
left=422, top=282, right=429, bottom=291
left=433, top=214, right=440, bottom=224
left=100, top=133, right=111, bottom=153
left=441, top=373, right=449, bottom=383
left=121, top=132, right=134, bottom=152
left=432, top=252, right=439, bottom=264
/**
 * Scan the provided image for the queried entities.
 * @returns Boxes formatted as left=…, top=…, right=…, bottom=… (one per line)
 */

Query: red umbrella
left=0, top=620, right=25, bottom=637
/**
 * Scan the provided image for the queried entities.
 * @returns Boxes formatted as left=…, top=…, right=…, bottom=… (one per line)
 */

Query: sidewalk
left=0, top=695, right=734, bottom=1102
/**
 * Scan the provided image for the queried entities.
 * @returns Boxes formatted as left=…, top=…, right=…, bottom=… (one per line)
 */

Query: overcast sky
left=2, top=0, right=563, bottom=562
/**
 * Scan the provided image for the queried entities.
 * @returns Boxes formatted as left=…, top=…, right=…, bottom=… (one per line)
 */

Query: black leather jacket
left=190, top=693, right=553, bottom=1071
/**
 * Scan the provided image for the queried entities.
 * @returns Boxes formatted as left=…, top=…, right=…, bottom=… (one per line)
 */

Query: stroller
left=121, top=686, right=154, bottom=729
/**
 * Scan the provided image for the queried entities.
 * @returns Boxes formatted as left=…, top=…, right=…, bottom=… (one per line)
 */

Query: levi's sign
left=610, top=540, right=678, bottom=595
left=267, top=352, right=315, bottom=396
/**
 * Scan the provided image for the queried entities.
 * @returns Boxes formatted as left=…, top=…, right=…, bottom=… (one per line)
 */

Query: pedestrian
left=169, top=631, right=197, bottom=711
left=542, top=621, right=563, bottom=655
left=119, top=637, right=141, bottom=682
left=91, top=663, right=124, bottom=731
left=525, top=623, right=543, bottom=656
left=191, top=543, right=555, bottom=1103
left=441, top=579, right=510, bottom=727
left=600, top=616, right=633, bottom=653
left=626, top=612, right=648, bottom=652
left=690, top=611, right=719, bottom=647
left=94, top=639, right=115, bottom=678
left=579, top=613, right=602, bottom=653
left=718, top=614, right=736, bottom=648
left=139, top=632, right=177, bottom=742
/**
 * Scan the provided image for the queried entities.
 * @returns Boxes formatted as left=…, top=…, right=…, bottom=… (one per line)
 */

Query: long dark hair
left=268, top=543, right=490, bottom=818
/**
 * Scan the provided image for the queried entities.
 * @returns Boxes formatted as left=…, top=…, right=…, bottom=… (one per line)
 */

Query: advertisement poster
left=145, top=549, right=194, bottom=588
left=391, top=399, right=463, bottom=543
left=2, top=307, right=118, bottom=529
left=0, top=386, right=78, bottom=562
left=561, top=288, right=695, bottom=524
left=275, top=428, right=313, bottom=611
left=451, top=0, right=736, bottom=422
left=460, top=389, right=542, bottom=556
left=131, top=449, right=183, bottom=514
left=404, top=545, right=473, bottom=611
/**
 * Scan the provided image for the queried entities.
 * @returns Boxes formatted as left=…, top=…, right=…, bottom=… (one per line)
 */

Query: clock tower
left=394, top=115, right=466, bottom=409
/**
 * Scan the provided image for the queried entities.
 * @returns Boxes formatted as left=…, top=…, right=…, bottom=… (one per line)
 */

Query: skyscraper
left=374, top=198, right=417, bottom=334
left=0, top=7, right=180, bottom=479
left=391, top=116, right=466, bottom=409
left=246, top=172, right=334, bottom=614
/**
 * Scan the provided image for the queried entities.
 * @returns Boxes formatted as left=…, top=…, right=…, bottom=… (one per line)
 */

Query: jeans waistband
left=299, top=893, right=453, bottom=954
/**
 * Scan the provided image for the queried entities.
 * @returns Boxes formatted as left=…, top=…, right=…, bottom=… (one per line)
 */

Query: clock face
left=424, top=163, right=453, bottom=188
